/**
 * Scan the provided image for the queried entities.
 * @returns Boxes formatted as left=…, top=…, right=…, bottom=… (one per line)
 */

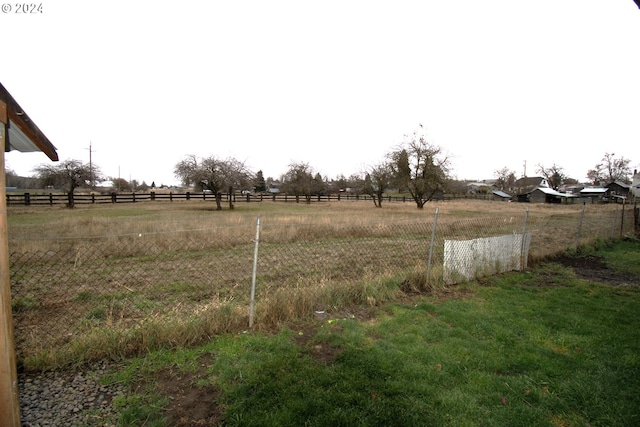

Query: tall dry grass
left=8, top=199, right=614, bottom=248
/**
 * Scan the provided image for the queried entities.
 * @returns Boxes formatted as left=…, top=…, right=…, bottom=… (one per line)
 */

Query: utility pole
left=523, top=160, right=527, bottom=178
left=86, top=142, right=94, bottom=189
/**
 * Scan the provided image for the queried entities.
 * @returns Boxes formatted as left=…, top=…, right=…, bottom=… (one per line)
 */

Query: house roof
left=492, top=190, right=511, bottom=198
left=607, top=181, right=630, bottom=189
left=515, top=176, right=546, bottom=187
left=0, top=82, right=58, bottom=161
left=533, top=187, right=577, bottom=198
left=580, top=187, right=608, bottom=194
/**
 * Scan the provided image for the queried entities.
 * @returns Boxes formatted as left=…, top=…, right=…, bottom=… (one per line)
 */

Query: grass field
left=6, top=198, right=620, bottom=241
left=100, top=238, right=640, bottom=426
left=7, top=200, right=634, bottom=370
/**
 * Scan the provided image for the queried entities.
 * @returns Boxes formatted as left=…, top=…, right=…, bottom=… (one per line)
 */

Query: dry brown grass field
left=7, top=198, right=621, bottom=245
left=7, top=199, right=632, bottom=369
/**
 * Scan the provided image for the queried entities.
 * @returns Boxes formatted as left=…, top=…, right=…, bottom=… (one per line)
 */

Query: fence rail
left=9, top=203, right=637, bottom=369
left=6, top=191, right=501, bottom=206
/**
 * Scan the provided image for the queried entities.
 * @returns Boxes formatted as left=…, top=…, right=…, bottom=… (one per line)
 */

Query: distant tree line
left=11, top=124, right=636, bottom=209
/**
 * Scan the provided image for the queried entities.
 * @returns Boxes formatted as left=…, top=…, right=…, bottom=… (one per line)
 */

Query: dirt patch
left=292, top=319, right=342, bottom=365
left=554, top=254, right=639, bottom=286
left=303, top=338, right=341, bottom=365
left=153, top=353, right=223, bottom=426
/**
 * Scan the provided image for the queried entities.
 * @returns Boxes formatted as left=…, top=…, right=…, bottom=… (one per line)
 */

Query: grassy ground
left=99, top=238, right=640, bottom=427
left=11, top=200, right=629, bottom=369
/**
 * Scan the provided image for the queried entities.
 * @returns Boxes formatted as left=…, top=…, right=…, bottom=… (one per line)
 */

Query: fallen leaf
left=501, top=396, right=507, bottom=405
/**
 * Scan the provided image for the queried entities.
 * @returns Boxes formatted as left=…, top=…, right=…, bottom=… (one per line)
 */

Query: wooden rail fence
left=5, top=191, right=500, bottom=207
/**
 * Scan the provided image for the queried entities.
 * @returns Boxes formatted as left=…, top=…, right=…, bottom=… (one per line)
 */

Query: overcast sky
left=2, top=0, right=639, bottom=186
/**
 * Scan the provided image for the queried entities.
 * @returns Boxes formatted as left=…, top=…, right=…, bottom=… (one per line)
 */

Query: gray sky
left=2, top=0, right=639, bottom=186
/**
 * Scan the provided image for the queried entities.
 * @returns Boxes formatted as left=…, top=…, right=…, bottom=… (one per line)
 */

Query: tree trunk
left=409, top=190, right=424, bottom=209
left=228, top=186, right=234, bottom=210
left=215, top=192, right=222, bottom=210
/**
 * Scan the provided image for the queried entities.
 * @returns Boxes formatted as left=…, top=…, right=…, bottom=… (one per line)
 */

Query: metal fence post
left=576, top=202, right=585, bottom=249
left=249, top=216, right=261, bottom=329
left=521, top=207, right=529, bottom=270
left=620, top=199, right=626, bottom=238
left=426, top=207, right=438, bottom=285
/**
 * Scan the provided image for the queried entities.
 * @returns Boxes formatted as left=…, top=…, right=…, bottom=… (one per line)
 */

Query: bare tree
left=174, top=155, right=252, bottom=210
left=110, top=177, right=131, bottom=192
left=33, top=159, right=102, bottom=208
left=586, top=153, right=632, bottom=185
left=494, top=167, right=517, bottom=193
left=388, top=125, right=451, bottom=208
left=536, top=163, right=566, bottom=190
left=218, top=158, right=253, bottom=209
left=362, top=162, right=392, bottom=207
left=334, top=174, right=348, bottom=192
left=281, top=162, right=315, bottom=203
left=347, top=174, right=364, bottom=195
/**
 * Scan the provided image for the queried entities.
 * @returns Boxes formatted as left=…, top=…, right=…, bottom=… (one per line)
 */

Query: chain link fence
left=9, top=203, right=636, bottom=368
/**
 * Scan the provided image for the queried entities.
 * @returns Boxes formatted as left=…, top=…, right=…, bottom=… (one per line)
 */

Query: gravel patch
left=18, top=362, right=126, bottom=427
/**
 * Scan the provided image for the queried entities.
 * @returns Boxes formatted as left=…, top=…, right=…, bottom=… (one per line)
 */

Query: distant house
left=514, top=176, right=549, bottom=192
left=513, top=176, right=582, bottom=203
left=526, top=187, right=577, bottom=204
left=513, top=176, right=550, bottom=201
left=580, top=187, right=608, bottom=203
left=606, top=181, right=631, bottom=201
left=265, top=180, right=282, bottom=194
left=514, top=176, right=549, bottom=202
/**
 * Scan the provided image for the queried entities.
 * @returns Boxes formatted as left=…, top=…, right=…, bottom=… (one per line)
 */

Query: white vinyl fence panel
left=443, top=233, right=531, bottom=284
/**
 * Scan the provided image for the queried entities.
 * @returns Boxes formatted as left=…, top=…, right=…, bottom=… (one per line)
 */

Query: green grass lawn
left=106, top=239, right=640, bottom=427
